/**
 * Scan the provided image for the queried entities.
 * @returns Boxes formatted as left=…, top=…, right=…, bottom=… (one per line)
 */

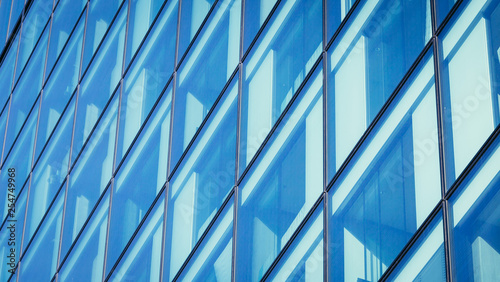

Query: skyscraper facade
left=0, top=0, right=499, bottom=281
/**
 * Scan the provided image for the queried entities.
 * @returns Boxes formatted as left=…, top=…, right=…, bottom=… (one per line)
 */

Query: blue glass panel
left=35, top=17, right=84, bottom=160
left=22, top=100, right=73, bottom=251
left=4, top=27, right=48, bottom=155
left=105, top=89, right=171, bottom=275
left=124, top=0, right=166, bottom=67
left=177, top=197, right=233, bottom=281
left=0, top=36, right=19, bottom=110
left=170, top=0, right=240, bottom=168
left=450, top=134, right=500, bottom=282
left=436, top=0, right=458, bottom=27
left=268, top=203, right=323, bottom=281
left=0, top=225, right=15, bottom=280
left=237, top=64, right=323, bottom=281
left=439, top=0, right=500, bottom=190
left=116, top=0, right=177, bottom=163
left=82, top=0, right=123, bottom=71
left=44, top=0, right=86, bottom=78
left=387, top=215, right=446, bottom=282
left=327, top=52, right=440, bottom=282
left=0, top=0, right=13, bottom=45
left=177, top=0, right=215, bottom=62
left=108, top=194, right=164, bottom=281
left=239, top=0, right=322, bottom=174
left=15, top=0, right=53, bottom=82
left=18, top=185, right=65, bottom=282
left=58, top=189, right=110, bottom=282
left=327, top=0, right=432, bottom=179
left=72, top=3, right=126, bottom=161
left=164, top=76, right=237, bottom=281
left=242, top=0, right=277, bottom=53
left=60, top=94, right=118, bottom=258
left=327, top=0, right=354, bottom=42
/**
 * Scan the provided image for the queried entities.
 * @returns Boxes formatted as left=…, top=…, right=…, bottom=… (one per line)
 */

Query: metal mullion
left=173, top=0, right=181, bottom=69
left=442, top=199, right=454, bottom=282
left=235, top=63, right=242, bottom=181
left=54, top=177, right=69, bottom=282
left=166, top=71, right=176, bottom=178
left=101, top=177, right=115, bottom=282
left=159, top=182, right=170, bottom=282
left=231, top=186, right=238, bottom=282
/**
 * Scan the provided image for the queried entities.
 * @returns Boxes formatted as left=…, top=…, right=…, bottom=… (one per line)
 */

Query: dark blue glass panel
left=108, top=194, right=165, bottom=281
left=387, top=215, right=446, bottom=282
left=327, top=52, right=440, bottom=282
left=164, top=76, right=237, bottom=281
left=268, top=203, right=323, bottom=281
left=327, top=0, right=354, bottom=42
left=436, top=0, right=458, bottom=28
left=439, top=0, right=500, bottom=190
left=0, top=0, right=13, bottom=46
left=0, top=36, right=19, bottom=111
left=450, top=134, right=500, bottom=282
left=239, top=0, right=322, bottom=175
left=58, top=189, right=110, bottom=282
left=170, top=0, right=240, bottom=168
left=327, top=0, right=431, bottom=179
left=242, top=0, right=277, bottom=53
left=105, top=88, right=171, bottom=275
left=237, top=64, right=323, bottom=282
left=177, top=197, right=233, bottom=281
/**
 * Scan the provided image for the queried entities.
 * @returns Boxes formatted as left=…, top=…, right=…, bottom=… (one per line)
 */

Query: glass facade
left=0, top=0, right=498, bottom=281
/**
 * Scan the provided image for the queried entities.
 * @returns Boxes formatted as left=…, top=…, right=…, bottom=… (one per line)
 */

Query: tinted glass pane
left=450, top=134, right=500, bottom=282
left=0, top=0, right=12, bottom=45
left=0, top=36, right=19, bottom=112
left=239, top=0, right=322, bottom=174
left=436, top=0, right=458, bottom=27
left=164, top=76, right=237, bottom=281
left=327, top=0, right=354, bottom=42
left=171, top=0, right=240, bottom=168
left=328, top=52, right=440, bottom=282
left=327, top=0, right=432, bottom=179
left=237, top=64, right=323, bottom=281
left=177, top=197, right=233, bottom=281
left=439, top=0, right=500, bottom=189
left=242, top=0, right=277, bottom=53
left=108, top=194, right=165, bottom=282
left=268, top=203, right=323, bottom=282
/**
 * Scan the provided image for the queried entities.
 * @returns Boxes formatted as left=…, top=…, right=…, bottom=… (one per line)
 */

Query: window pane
left=439, top=0, right=500, bottom=189
left=327, top=0, right=432, bottom=179
left=108, top=194, right=165, bottom=282
left=0, top=0, right=12, bottom=45
left=177, top=197, right=233, bottom=282
left=170, top=0, right=240, bottom=168
left=237, top=64, right=323, bottom=281
left=60, top=94, right=118, bottom=258
left=105, top=88, right=171, bottom=275
left=436, top=0, right=458, bottom=28
left=242, top=0, right=277, bottom=53
left=328, top=52, right=441, bottom=282
left=164, top=76, right=237, bottom=281
left=0, top=36, right=18, bottom=110
left=450, top=134, right=500, bottom=282
left=268, top=203, right=323, bottom=282
left=387, top=215, right=446, bottom=282
left=239, top=0, right=322, bottom=174
left=327, top=0, right=354, bottom=42
left=58, top=189, right=110, bottom=282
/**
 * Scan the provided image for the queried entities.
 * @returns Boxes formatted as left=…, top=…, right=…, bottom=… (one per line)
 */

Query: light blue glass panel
left=164, top=76, right=237, bottom=281
left=116, top=0, right=177, bottom=163
left=450, top=134, right=500, bottom=282
left=18, top=185, right=65, bottom=282
left=239, top=0, right=322, bottom=174
left=177, top=197, right=233, bottom=281
left=0, top=224, right=16, bottom=281
left=327, top=52, right=440, bottom=282
left=15, top=0, right=53, bottom=82
left=44, top=0, right=86, bottom=78
left=35, top=16, right=84, bottom=160
left=177, top=0, right=215, bottom=61
left=237, top=64, right=323, bottom=282
left=436, top=0, right=458, bottom=27
left=387, top=215, right=446, bottom=282
left=0, top=0, right=13, bottom=45
left=105, top=89, right=171, bottom=275
left=327, top=0, right=354, bottom=42
left=124, top=0, right=165, bottom=67
left=0, top=36, right=19, bottom=110
left=4, top=26, right=48, bottom=155
left=439, top=0, right=500, bottom=190
left=58, top=189, right=110, bottom=282
left=22, top=99, right=73, bottom=251
left=327, top=0, right=432, bottom=179
left=108, top=194, right=164, bottom=282
left=60, top=94, right=118, bottom=259
left=242, top=0, right=277, bottom=53
left=170, top=0, right=240, bottom=168
left=268, top=203, right=323, bottom=282
left=72, top=3, right=126, bottom=161
left=82, top=0, right=123, bottom=71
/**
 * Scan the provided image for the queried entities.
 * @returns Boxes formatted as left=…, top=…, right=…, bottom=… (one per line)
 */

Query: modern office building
left=0, top=0, right=499, bottom=281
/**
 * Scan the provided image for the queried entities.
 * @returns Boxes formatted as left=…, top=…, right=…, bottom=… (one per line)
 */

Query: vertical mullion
left=231, top=186, right=238, bottom=282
